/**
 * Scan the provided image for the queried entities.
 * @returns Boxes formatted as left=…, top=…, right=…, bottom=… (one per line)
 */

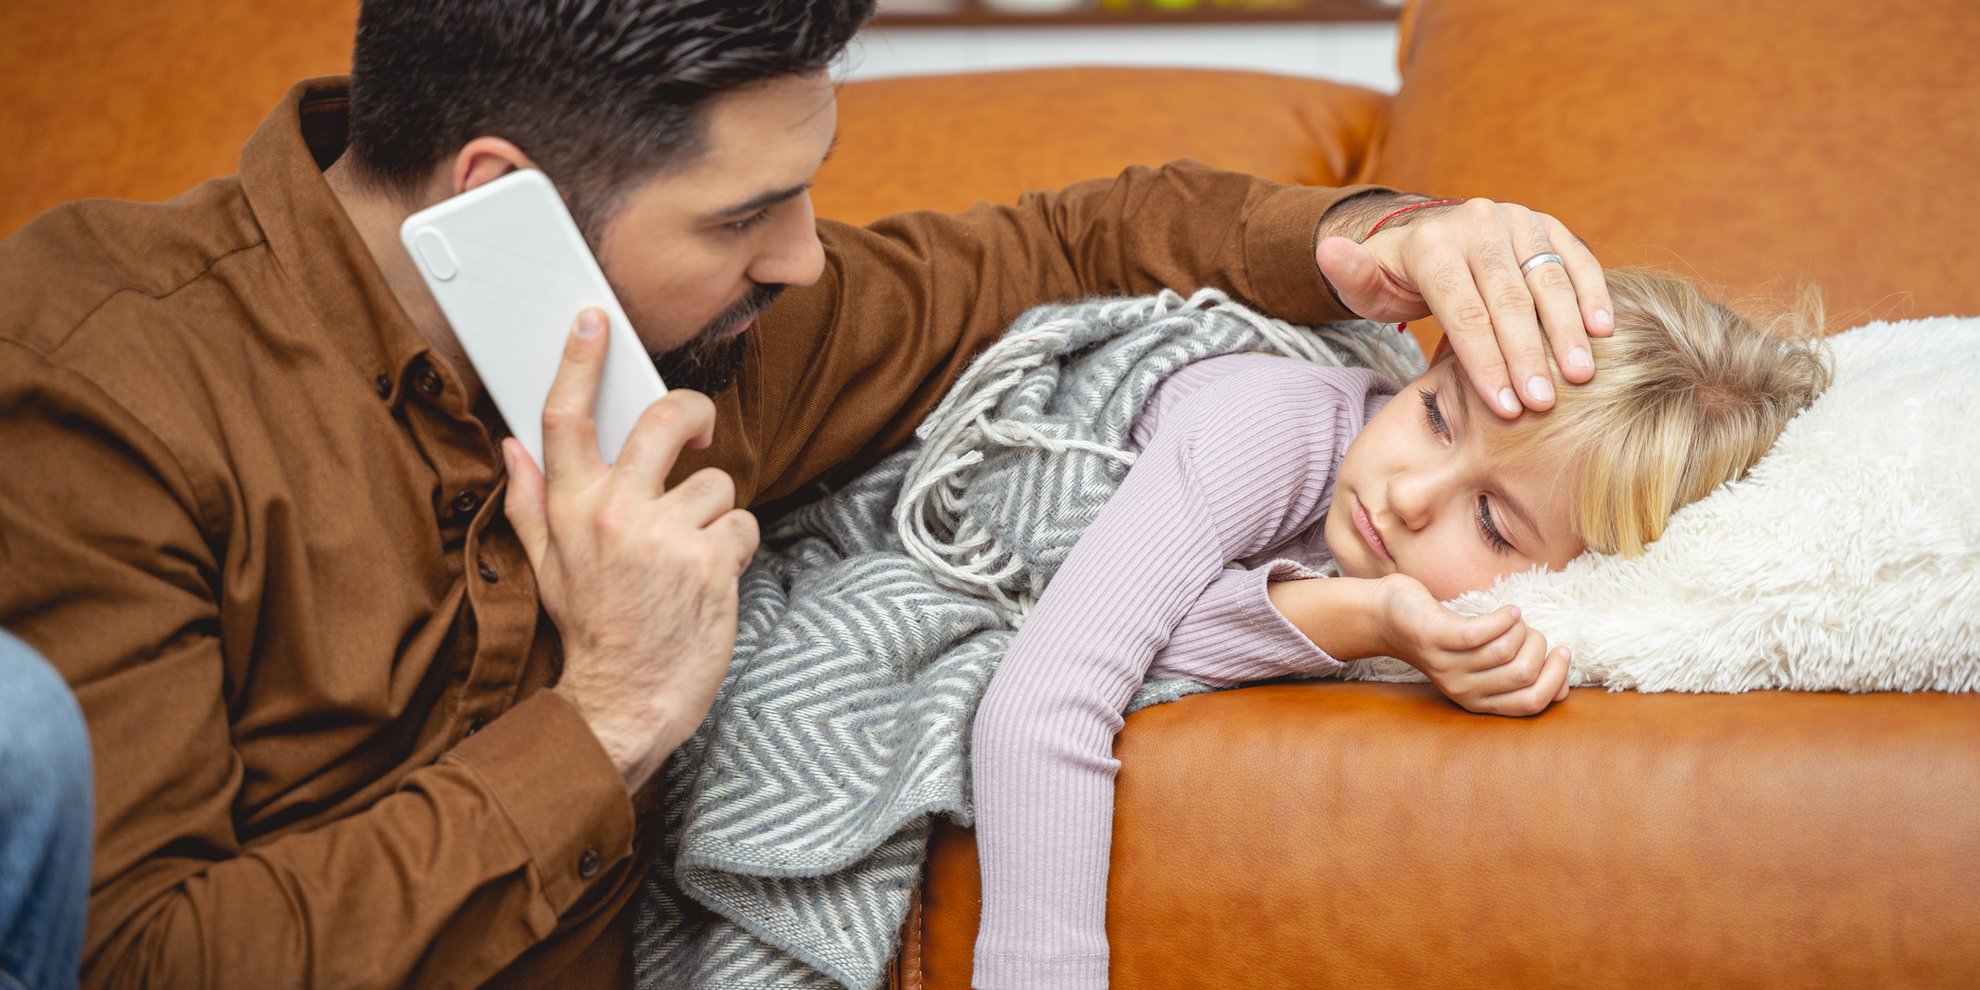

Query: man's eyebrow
left=1447, top=362, right=1543, bottom=543
left=702, top=132, right=838, bottom=222
left=704, top=183, right=811, bottom=222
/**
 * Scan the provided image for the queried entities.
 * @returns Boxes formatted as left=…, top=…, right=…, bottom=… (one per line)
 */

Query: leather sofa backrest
left=814, top=67, right=1388, bottom=225
left=0, top=6, right=1390, bottom=240
left=1369, top=0, right=1980, bottom=325
left=0, top=0, right=359, bottom=237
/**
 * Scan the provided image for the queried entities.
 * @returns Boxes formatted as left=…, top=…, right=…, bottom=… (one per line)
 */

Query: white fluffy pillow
left=1340, top=316, right=1980, bottom=693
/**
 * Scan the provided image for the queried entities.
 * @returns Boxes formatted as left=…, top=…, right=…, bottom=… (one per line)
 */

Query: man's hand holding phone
left=502, top=308, right=760, bottom=794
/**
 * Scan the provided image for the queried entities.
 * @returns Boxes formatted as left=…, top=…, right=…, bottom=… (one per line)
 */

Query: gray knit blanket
left=632, top=290, right=1424, bottom=990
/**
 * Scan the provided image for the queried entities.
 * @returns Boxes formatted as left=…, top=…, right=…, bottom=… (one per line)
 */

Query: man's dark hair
left=347, top=0, right=874, bottom=235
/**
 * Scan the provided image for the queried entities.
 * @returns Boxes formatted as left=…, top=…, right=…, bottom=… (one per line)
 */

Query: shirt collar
left=237, top=76, right=439, bottom=402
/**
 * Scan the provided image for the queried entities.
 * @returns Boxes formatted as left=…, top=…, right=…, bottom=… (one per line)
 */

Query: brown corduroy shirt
left=0, top=78, right=1376, bottom=989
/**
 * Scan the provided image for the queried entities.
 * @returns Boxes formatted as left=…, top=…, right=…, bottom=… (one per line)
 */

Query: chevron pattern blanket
left=632, top=290, right=1424, bottom=990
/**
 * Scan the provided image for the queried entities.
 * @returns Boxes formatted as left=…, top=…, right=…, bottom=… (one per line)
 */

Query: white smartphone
left=399, top=168, right=666, bottom=467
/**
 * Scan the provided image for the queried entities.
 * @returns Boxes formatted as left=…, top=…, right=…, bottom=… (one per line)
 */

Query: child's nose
left=1387, top=473, right=1435, bottom=531
left=1389, top=459, right=1467, bottom=531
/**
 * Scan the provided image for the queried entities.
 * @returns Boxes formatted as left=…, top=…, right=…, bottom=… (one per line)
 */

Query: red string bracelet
left=1366, top=198, right=1463, bottom=334
left=1365, top=197, right=1465, bottom=239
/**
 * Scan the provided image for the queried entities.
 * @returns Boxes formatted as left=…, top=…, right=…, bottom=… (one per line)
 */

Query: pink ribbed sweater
left=969, top=353, right=1395, bottom=990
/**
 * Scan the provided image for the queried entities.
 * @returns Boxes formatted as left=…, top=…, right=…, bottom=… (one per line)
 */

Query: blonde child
left=969, top=270, right=1831, bottom=989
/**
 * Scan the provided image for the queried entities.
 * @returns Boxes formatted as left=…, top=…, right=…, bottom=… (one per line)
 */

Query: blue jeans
left=0, top=631, right=91, bottom=990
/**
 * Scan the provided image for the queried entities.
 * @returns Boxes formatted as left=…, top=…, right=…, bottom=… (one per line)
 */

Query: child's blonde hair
left=1487, top=269, right=1832, bottom=557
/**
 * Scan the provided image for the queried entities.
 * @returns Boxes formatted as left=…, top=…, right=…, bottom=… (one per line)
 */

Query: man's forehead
left=673, top=76, right=838, bottom=201
left=702, top=73, right=838, bottom=153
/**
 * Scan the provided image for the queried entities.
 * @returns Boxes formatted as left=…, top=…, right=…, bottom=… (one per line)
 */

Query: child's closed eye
left=1476, top=495, right=1513, bottom=553
left=1418, top=388, right=1449, bottom=438
left=1424, top=388, right=1515, bottom=554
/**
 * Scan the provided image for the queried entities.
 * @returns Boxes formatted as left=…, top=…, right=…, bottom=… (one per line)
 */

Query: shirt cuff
left=443, top=690, right=636, bottom=919
left=1243, top=182, right=1396, bottom=326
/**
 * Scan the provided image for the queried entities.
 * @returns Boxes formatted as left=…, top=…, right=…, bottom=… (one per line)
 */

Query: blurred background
left=855, top=0, right=1402, bottom=91
left=0, top=0, right=1401, bottom=236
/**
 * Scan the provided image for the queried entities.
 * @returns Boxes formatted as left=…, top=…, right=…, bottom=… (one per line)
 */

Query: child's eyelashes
left=1475, top=495, right=1514, bottom=554
left=1417, top=388, right=1450, bottom=439
left=1422, top=387, right=1515, bottom=554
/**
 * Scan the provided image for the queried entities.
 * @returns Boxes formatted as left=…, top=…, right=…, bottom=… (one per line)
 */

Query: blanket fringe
left=894, top=288, right=1407, bottom=617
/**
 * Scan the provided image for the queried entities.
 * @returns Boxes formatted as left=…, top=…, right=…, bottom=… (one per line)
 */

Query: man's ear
left=449, top=137, right=539, bottom=196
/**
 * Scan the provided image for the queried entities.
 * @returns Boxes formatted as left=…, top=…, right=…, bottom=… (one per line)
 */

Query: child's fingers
left=1442, top=602, right=1522, bottom=651
left=1483, top=645, right=1573, bottom=717
left=1457, top=613, right=1528, bottom=674
left=1466, top=624, right=1549, bottom=698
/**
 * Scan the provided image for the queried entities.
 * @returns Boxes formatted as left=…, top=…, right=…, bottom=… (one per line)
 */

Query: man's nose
left=748, top=194, right=825, bottom=288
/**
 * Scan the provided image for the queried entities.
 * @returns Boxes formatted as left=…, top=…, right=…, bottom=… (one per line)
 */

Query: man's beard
left=648, top=282, right=785, bottom=396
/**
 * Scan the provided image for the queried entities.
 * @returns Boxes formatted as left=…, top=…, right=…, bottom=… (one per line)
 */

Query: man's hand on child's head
left=1316, top=195, right=1613, bottom=420
left=1373, top=573, right=1573, bottom=717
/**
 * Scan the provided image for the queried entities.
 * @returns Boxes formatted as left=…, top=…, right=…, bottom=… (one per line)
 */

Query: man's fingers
left=541, top=308, right=610, bottom=495
left=1344, top=198, right=1615, bottom=416
left=501, top=438, right=551, bottom=566
left=1414, top=217, right=1520, bottom=419
left=1538, top=216, right=1610, bottom=384
left=611, top=390, right=718, bottom=498
left=1545, top=214, right=1615, bottom=346
left=717, top=508, right=761, bottom=574
left=1461, top=202, right=1552, bottom=415
left=1513, top=211, right=1589, bottom=396
left=657, top=467, right=741, bottom=530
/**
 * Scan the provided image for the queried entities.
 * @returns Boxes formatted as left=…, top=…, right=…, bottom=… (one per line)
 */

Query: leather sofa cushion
left=916, top=681, right=1980, bottom=988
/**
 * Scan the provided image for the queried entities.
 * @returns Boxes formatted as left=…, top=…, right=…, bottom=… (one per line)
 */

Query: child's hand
left=1373, top=573, right=1573, bottom=716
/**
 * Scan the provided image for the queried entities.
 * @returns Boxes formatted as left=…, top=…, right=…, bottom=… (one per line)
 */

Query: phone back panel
left=399, top=169, right=664, bottom=466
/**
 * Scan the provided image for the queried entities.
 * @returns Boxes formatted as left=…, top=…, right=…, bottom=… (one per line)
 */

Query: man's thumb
left=1315, top=235, right=1386, bottom=318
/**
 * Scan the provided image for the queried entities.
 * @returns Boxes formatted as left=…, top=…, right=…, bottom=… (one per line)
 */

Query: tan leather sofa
left=7, top=1, right=1978, bottom=988
left=842, top=4, right=1980, bottom=988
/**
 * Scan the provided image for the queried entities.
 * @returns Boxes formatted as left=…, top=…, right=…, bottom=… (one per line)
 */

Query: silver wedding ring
left=1520, top=251, right=1565, bottom=276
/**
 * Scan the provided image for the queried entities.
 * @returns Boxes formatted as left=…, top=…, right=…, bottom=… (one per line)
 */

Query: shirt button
left=452, top=490, right=481, bottom=516
left=373, top=374, right=392, bottom=398
left=417, top=369, right=443, bottom=397
left=477, top=560, right=500, bottom=583
left=578, top=848, right=602, bottom=879
left=465, top=717, right=487, bottom=737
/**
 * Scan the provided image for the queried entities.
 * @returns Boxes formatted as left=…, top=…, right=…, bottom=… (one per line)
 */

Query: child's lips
left=1354, top=496, right=1394, bottom=563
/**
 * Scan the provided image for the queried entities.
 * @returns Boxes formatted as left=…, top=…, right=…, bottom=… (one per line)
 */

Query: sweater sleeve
left=969, top=359, right=1368, bottom=990
left=1145, top=558, right=1344, bottom=687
